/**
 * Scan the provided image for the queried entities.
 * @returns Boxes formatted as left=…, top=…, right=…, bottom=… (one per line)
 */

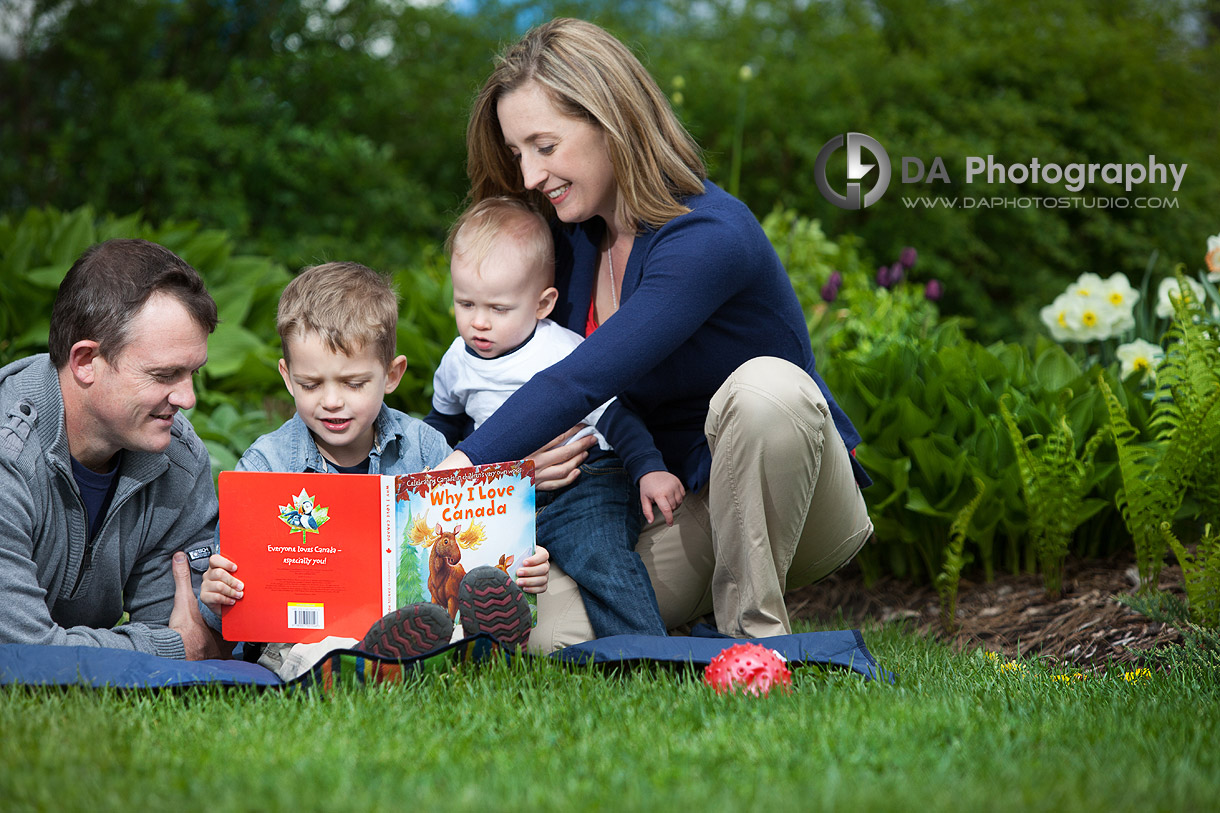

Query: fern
left=1162, top=522, right=1220, bottom=629
left=1101, top=269, right=1220, bottom=591
left=999, top=394, right=1105, bottom=597
left=935, top=476, right=984, bottom=633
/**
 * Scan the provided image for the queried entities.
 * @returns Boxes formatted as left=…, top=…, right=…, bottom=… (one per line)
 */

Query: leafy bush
left=768, top=206, right=1136, bottom=586
left=1102, top=268, right=1220, bottom=591
left=0, top=205, right=456, bottom=477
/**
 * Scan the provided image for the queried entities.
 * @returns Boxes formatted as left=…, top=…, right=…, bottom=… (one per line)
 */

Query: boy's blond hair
left=446, top=197, right=555, bottom=287
left=277, top=262, right=399, bottom=368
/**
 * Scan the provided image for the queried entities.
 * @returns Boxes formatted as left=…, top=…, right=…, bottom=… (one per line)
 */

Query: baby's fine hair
left=277, top=262, right=399, bottom=368
left=446, top=196, right=555, bottom=287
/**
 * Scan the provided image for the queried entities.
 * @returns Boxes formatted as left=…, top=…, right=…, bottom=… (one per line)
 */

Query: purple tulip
left=924, top=279, right=943, bottom=301
left=900, top=246, right=918, bottom=269
left=820, top=281, right=839, bottom=303
left=887, top=262, right=905, bottom=287
left=876, top=265, right=892, bottom=288
left=828, top=269, right=843, bottom=288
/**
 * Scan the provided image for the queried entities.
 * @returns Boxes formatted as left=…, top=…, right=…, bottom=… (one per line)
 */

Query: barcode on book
left=287, top=603, right=324, bottom=630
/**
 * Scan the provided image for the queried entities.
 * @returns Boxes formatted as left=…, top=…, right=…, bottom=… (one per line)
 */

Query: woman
left=439, top=17, right=873, bottom=651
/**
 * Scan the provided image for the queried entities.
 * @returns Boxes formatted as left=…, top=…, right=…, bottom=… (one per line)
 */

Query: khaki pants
left=530, top=357, right=873, bottom=653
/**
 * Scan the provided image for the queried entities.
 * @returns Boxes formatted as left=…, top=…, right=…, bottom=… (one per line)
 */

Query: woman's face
left=497, top=81, right=619, bottom=228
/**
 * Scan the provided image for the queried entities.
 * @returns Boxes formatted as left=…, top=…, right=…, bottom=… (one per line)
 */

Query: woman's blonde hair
left=467, top=17, right=706, bottom=232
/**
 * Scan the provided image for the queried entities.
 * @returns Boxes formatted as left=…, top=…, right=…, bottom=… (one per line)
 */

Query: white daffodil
left=1066, top=272, right=1105, bottom=299
left=1092, top=274, right=1138, bottom=338
left=1041, top=293, right=1109, bottom=342
left=1206, top=233, right=1220, bottom=283
left=1155, top=276, right=1207, bottom=319
left=1116, top=339, right=1163, bottom=382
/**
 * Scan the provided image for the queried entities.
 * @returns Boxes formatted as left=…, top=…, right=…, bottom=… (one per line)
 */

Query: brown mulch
left=785, top=553, right=1187, bottom=668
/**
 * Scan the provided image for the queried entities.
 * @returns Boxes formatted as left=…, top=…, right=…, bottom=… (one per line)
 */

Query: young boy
left=200, top=262, right=548, bottom=679
left=424, top=197, right=684, bottom=638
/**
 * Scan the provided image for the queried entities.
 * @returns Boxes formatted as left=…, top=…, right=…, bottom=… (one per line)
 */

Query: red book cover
left=217, top=461, right=536, bottom=644
left=218, top=471, right=394, bottom=643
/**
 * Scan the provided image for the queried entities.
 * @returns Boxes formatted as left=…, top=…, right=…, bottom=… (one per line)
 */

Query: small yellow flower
left=1050, top=673, right=1087, bottom=684
left=999, top=661, right=1027, bottom=675
left=672, top=75, right=686, bottom=90
left=1123, top=668, right=1152, bottom=682
left=671, top=91, right=684, bottom=106
left=984, top=651, right=1000, bottom=663
left=739, top=64, right=755, bottom=82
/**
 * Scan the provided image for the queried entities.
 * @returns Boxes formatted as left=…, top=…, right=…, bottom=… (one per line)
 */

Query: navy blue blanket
left=0, top=628, right=889, bottom=690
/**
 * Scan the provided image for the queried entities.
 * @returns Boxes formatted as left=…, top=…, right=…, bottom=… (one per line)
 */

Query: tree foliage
left=3, top=0, right=1218, bottom=341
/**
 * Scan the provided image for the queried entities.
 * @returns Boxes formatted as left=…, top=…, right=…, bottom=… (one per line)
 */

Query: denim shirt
left=237, top=406, right=451, bottom=476
left=201, top=405, right=450, bottom=630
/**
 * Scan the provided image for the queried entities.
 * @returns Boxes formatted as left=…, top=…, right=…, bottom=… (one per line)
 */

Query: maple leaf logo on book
left=278, top=489, right=331, bottom=534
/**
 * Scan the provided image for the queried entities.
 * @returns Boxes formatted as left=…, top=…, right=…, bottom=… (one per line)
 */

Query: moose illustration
left=408, top=517, right=486, bottom=619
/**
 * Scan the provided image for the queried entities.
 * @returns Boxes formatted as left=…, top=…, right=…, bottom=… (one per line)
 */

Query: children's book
left=218, top=460, right=535, bottom=643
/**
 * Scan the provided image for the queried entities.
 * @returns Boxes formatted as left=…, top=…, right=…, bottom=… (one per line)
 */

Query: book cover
left=218, top=460, right=535, bottom=644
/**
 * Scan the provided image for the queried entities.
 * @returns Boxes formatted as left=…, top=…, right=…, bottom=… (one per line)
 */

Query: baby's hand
left=639, top=471, right=686, bottom=526
left=515, top=545, right=550, bottom=594
left=201, top=553, right=243, bottom=613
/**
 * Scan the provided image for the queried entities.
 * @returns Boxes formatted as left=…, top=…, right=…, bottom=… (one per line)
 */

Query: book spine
left=381, top=475, right=397, bottom=614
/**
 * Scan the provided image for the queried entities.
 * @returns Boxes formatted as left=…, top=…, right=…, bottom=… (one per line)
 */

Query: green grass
left=2, top=623, right=1217, bottom=812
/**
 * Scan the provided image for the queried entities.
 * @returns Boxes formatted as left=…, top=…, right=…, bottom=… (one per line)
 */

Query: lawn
left=2, top=623, right=1217, bottom=812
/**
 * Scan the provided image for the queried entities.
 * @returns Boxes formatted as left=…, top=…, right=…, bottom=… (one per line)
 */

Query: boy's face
left=450, top=244, right=558, bottom=359
left=278, top=332, right=406, bottom=468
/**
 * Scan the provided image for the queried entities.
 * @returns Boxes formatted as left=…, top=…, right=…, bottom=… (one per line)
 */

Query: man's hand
left=169, top=551, right=232, bottom=660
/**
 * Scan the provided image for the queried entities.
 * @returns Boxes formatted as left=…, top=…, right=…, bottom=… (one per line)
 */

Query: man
left=0, top=238, right=225, bottom=659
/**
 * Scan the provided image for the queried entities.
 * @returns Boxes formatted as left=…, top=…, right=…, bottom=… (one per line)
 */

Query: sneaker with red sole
left=458, top=566, right=532, bottom=652
left=359, top=602, right=454, bottom=660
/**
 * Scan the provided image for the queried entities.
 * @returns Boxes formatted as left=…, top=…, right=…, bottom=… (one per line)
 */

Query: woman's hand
left=530, top=426, right=596, bottom=492
left=436, top=450, right=473, bottom=471
left=435, top=426, right=595, bottom=492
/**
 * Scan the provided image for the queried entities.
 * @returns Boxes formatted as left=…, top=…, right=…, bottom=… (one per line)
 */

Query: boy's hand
left=514, top=545, right=550, bottom=594
left=201, top=553, right=243, bottom=613
left=639, top=471, right=686, bottom=526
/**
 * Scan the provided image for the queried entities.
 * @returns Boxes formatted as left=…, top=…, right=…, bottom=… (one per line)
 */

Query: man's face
left=82, top=293, right=209, bottom=468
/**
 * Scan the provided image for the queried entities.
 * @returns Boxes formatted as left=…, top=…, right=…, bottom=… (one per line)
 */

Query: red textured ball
left=703, top=643, right=793, bottom=696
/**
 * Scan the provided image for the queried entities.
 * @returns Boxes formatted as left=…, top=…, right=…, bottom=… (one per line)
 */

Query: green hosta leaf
left=204, top=322, right=265, bottom=378
left=46, top=208, right=96, bottom=266
left=1032, top=343, right=1084, bottom=392
left=24, top=264, right=71, bottom=289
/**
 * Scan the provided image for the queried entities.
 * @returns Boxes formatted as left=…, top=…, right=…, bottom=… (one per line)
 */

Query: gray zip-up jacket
left=0, top=355, right=218, bottom=658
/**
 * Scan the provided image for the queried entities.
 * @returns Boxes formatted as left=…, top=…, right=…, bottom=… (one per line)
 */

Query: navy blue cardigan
left=457, top=181, right=868, bottom=491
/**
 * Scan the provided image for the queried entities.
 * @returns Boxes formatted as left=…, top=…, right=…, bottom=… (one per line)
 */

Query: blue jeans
left=535, top=453, right=667, bottom=637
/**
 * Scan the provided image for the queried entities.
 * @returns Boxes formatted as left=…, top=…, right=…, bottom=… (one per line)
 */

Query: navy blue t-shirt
left=71, top=453, right=122, bottom=541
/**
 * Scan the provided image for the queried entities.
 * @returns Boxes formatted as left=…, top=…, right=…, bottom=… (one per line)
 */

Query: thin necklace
left=607, top=242, right=618, bottom=312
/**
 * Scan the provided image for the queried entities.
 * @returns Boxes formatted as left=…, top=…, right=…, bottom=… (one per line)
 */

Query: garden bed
left=788, top=553, right=1185, bottom=668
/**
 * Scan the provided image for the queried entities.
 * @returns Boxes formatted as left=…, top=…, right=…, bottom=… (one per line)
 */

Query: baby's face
left=450, top=249, right=554, bottom=359
left=278, top=333, right=402, bottom=468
